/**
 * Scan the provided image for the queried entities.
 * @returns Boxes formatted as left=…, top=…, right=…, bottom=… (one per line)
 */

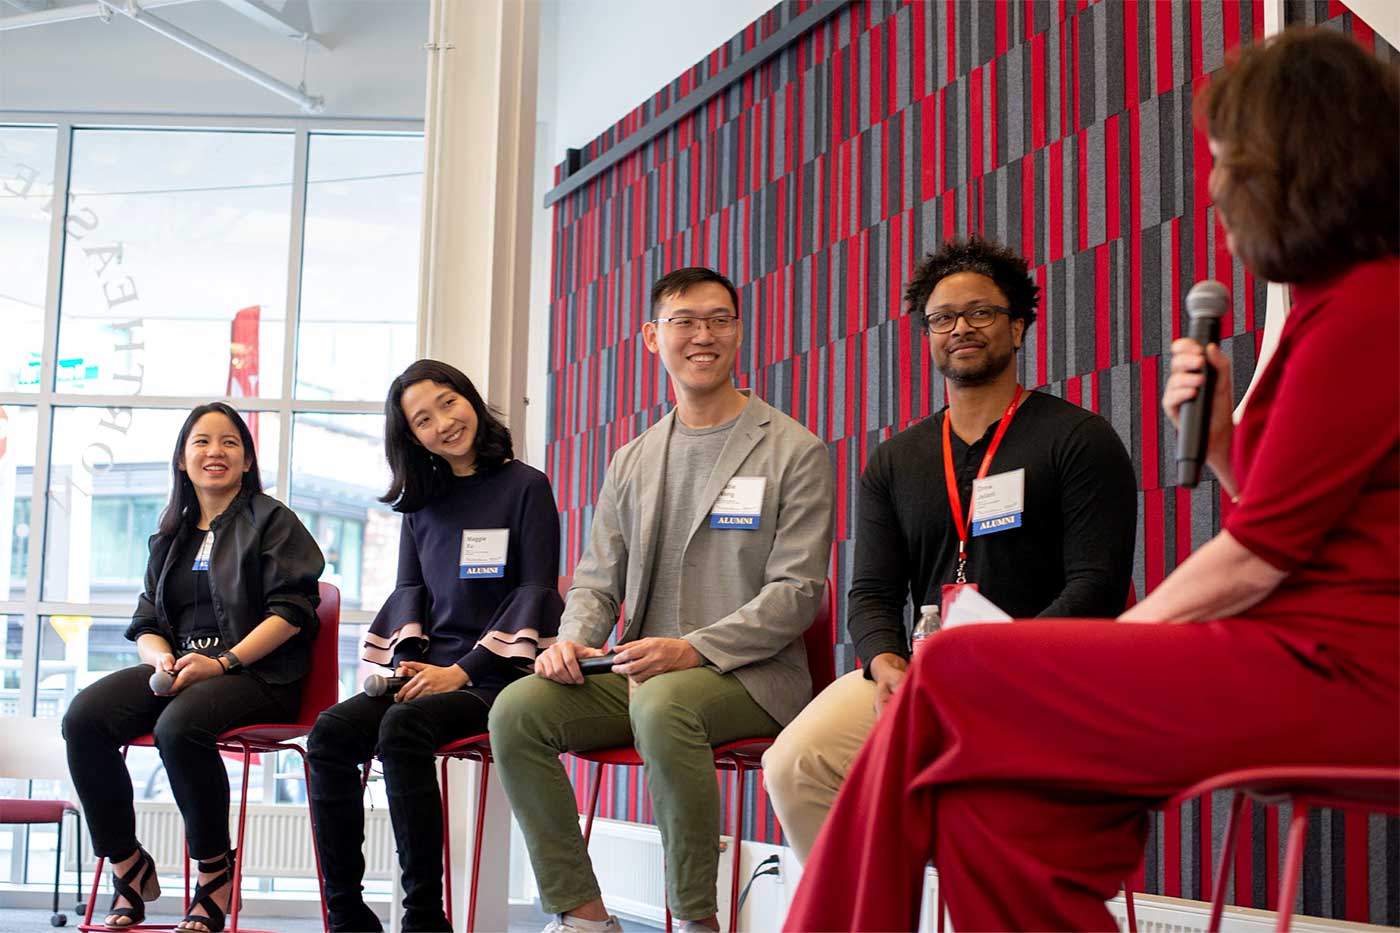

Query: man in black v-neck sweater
left=764, top=236, right=1137, bottom=861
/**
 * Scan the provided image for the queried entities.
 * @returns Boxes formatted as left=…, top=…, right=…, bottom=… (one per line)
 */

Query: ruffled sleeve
left=362, top=583, right=429, bottom=667
left=457, top=582, right=562, bottom=682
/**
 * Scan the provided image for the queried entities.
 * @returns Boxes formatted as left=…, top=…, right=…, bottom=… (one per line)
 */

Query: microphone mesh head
left=1186, top=280, right=1230, bottom=320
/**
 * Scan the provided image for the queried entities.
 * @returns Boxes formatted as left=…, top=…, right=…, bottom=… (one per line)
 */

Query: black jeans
left=307, top=688, right=495, bottom=933
left=62, top=663, right=300, bottom=859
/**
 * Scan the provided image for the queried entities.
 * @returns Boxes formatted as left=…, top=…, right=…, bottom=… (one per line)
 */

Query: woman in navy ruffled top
left=307, top=359, right=562, bottom=933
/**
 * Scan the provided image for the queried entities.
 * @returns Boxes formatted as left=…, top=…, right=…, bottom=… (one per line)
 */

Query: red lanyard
left=942, top=385, right=1023, bottom=583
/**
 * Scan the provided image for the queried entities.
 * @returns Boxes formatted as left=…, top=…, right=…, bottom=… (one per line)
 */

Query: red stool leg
left=296, top=747, right=330, bottom=933
left=728, top=767, right=745, bottom=933
left=1124, top=884, right=1137, bottom=932
left=467, top=756, right=490, bottom=932
left=229, top=741, right=254, bottom=932
left=441, top=755, right=454, bottom=926
left=80, top=853, right=104, bottom=929
left=1275, top=802, right=1310, bottom=932
left=1206, top=792, right=1246, bottom=933
left=582, top=762, right=604, bottom=846
left=935, top=884, right=945, bottom=933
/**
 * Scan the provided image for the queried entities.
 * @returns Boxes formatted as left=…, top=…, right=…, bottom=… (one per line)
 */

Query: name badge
left=459, top=529, right=509, bottom=578
left=970, top=468, right=1025, bottom=537
left=710, top=476, right=766, bottom=530
left=191, top=532, right=213, bottom=571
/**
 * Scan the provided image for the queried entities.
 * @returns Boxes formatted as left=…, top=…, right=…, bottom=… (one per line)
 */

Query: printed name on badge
left=970, top=468, right=1025, bottom=537
left=459, top=528, right=509, bottom=578
left=709, top=476, right=766, bottom=530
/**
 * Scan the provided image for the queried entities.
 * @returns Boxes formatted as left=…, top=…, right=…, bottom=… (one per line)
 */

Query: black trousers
left=62, top=663, right=300, bottom=859
left=307, top=687, right=496, bottom=933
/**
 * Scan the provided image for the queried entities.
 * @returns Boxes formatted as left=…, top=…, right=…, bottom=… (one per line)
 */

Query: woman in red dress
left=784, top=27, right=1398, bottom=932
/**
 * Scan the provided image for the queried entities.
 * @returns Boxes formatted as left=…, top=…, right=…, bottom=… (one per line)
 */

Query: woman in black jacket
left=62, top=402, right=324, bottom=932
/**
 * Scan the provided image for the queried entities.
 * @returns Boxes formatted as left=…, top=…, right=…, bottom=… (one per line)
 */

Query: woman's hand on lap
left=394, top=660, right=468, bottom=702
left=170, top=652, right=226, bottom=693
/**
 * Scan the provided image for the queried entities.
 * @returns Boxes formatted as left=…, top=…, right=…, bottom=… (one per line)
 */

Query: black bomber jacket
left=125, top=490, right=326, bottom=685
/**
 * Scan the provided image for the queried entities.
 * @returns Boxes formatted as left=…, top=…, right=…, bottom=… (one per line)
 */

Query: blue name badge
left=191, top=532, right=213, bottom=571
left=459, top=529, right=509, bottom=579
left=709, top=477, right=766, bottom=531
left=969, top=468, right=1025, bottom=538
left=971, top=512, right=1022, bottom=536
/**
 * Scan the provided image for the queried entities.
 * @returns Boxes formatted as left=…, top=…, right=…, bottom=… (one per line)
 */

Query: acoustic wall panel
left=545, top=0, right=1397, bottom=921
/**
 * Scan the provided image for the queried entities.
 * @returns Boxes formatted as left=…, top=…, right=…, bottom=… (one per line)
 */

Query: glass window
left=1, top=406, right=37, bottom=602
left=0, top=126, right=57, bottom=394
left=56, top=129, right=294, bottom=398
left=2, top=615, right=21, bottom=703
left=291, top=411, right=400, bottom=703
left=43, top=407, right=280, bottom=603
left=296, top=134, right=423, bottom=401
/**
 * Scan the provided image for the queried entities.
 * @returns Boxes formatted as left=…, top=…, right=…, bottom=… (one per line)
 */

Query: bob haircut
left=1197, top=27, right=1399, bottom=283
left=380, top=359, right=513, bottom=513
left=158, top=402, right=263, bottom=537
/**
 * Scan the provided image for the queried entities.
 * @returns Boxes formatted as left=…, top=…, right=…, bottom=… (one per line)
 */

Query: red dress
left=783, top=257, right=1400, bottom=932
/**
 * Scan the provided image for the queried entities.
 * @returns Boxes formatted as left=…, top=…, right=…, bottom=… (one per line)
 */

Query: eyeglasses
left=923, top=305, right=1012, bottom=335
left=651, top=314, right=740, bottom=337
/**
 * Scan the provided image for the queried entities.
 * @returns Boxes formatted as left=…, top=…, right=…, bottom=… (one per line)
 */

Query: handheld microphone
left=149, top=669, right=175, bottom=694
left=364, top=673, right=411, bottom=698
left=1176, top=280, right=1230, bottom=488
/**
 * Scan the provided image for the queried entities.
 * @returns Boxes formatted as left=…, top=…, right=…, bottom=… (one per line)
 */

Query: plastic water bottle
left=912, top=604, right=941, bottom=654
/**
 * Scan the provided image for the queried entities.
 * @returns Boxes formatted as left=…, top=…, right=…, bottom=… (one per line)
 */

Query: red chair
left=1122, top=766, right=1400, bottom=932
left=574, top=582, right=837, bottom=933
left=79, top=582, right=341, bottom=933
left=0, top=798, right=83, bottom=926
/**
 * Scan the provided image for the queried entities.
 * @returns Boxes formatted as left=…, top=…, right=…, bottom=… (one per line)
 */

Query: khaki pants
left=760, top=669, right=878, bottom=862
left=489, top=667, right=780, bottom=921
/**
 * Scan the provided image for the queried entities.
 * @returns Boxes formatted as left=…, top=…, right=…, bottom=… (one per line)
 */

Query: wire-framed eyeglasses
left=651, top=315, right=740, bottom=337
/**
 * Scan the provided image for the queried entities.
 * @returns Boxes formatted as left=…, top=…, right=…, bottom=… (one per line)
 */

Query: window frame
left=0, top=112, right=424, bottom=886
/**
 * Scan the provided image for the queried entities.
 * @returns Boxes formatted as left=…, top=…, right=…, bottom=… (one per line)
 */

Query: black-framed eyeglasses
left=651, top=314, right=740, bottom=337
left=923, top=305, right=1012, bottom=335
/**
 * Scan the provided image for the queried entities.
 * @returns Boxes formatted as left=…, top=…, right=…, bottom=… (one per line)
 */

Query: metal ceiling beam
left=0, top=0, right=192, bottom=30
left=0, top=0, right=54, bottom=14
left=91, top=0, right=325, bottom=113
left=214, top=0, right=329, bottom=51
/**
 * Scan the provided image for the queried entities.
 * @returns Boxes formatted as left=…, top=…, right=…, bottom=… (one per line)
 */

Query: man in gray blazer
left=490, top=267, right=834, bottom=933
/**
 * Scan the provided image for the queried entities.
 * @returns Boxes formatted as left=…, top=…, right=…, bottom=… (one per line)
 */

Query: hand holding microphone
left=149, top=654, right=177, bottom=694
left=363, top=673, right=411, bottom=697
left=1166, top=281, right=1235, bottom=487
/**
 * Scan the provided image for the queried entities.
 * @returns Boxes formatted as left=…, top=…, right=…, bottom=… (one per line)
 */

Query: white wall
left=0, top=0, right=428, bottom=120
left=525, top=0, right=777, bottom=463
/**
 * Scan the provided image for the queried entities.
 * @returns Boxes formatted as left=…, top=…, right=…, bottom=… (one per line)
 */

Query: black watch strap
left=219, top=650, right=244, bottom=673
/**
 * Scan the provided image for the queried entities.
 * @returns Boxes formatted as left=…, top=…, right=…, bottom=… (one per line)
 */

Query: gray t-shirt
left=637, top=414, right=739, bottom=640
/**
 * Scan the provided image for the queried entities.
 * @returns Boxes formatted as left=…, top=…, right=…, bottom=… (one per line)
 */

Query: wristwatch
left=218, top=650, right=244, bottom=674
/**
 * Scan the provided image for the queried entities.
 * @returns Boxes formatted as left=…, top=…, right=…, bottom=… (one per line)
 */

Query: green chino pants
left=489, top=667, right=780, bottom=921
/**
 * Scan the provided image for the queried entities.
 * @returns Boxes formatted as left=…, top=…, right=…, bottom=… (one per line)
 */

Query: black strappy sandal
left=177, top=849, right=238, bottom=933
left=104, top=846, right=160, bottom=929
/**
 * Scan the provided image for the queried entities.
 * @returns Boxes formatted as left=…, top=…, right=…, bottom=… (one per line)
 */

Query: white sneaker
left=541, top=913, right=622, bottom=933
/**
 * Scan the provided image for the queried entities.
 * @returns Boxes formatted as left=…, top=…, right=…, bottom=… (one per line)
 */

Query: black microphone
left=1176, top=280, right=1231, bottom=487
left=363, top=674, right=411, bottom=697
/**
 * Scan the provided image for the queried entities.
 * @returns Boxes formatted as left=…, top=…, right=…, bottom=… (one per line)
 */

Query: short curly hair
left=904, top=236, right=1040, bottom=328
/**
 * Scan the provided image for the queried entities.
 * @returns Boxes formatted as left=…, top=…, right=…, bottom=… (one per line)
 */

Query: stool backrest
left=803, top=580, right=837, bottom=698
left=292, top=581, right=341, bottom=728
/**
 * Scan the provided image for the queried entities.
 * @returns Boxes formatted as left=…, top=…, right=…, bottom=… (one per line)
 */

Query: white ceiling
left=0, top=0, right=429, bottom=121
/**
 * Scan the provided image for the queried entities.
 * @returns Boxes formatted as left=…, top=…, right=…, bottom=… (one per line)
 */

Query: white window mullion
left=277, top=128, right=309, bottom=504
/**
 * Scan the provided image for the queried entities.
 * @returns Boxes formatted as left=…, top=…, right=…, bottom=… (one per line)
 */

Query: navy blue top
left=364, top=460, right=563, bottom=693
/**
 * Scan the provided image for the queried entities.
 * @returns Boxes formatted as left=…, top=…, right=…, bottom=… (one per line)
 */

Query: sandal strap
left=107, top=848, right=156, bottom=927
left=181, top=850, right=235, bottom=933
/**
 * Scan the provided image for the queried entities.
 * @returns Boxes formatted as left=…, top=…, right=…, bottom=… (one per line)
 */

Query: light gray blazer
left=560, top=391, right=834, bottom=726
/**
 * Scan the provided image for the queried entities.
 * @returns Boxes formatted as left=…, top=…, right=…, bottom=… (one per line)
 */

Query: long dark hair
left=380, top=359, right=513, bottom=513
left=157, top=402, right=263, bottom=537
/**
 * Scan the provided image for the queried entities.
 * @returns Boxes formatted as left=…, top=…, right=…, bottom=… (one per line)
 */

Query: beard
left=936, top=341, right=1017, bottom=386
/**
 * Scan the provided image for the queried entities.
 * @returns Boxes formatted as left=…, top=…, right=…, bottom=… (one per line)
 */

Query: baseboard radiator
left=65, top=801, right=395, bottom=882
